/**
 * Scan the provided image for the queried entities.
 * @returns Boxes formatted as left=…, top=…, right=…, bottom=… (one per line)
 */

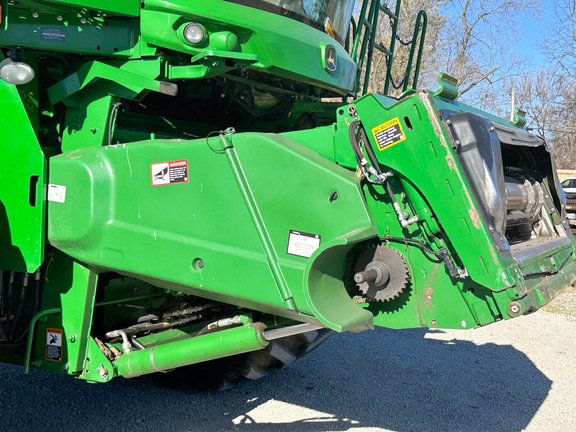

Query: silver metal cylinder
left=263, top=323, right=324, bottom=341
left=505, top=176, right=529, bottom=212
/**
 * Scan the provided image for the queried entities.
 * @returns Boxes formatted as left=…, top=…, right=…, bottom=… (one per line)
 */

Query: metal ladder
left=347, top=0, right=427, bottom=97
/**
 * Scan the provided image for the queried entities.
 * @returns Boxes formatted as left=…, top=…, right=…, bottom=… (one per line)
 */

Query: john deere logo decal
left=325, top=45, right=337, bottom=73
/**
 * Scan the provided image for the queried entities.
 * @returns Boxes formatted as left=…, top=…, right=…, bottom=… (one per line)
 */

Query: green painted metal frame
left=0, top=0, right=574, bottom=384
left=0, top=75, right=46, bottom=273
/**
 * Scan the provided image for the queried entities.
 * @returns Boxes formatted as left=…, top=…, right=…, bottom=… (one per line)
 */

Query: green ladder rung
left=374, top=43, right=392, bottom=56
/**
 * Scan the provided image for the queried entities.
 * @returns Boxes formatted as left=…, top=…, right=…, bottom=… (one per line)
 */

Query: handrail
left=346, top=0, right=428, bottom=98
left=402, top=10, right=427, bottom=93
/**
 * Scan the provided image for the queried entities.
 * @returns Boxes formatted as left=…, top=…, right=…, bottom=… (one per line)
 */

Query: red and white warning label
left=151, top=160, right=189, bottom=186
left=46, top=328, right=62, bottom=362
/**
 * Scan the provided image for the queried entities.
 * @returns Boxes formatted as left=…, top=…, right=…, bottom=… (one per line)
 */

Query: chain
left=386, top=58, right=406, bottom=90
left=389, top=18, right=413, bottom=46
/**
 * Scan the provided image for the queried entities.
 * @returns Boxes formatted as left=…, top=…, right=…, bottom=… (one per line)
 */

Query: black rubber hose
left=9, top=273, right=29, bottom=340
left=380, top=235, right=443, bottom=258
left=14, top=270, right=42, bottom=343
left=348, top=120, right=365, bottom=168
left=107, top=102, right=122, bottom=146
left=358, top=124, right=384, bottom=175
left=5, top=272, right=14, bottom=341
left=380, top=235, right=461, bottom=278
left=0, top=271, right=7, bottom=342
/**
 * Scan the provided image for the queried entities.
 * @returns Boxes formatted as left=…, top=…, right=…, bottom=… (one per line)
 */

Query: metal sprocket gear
left=353, top=244, right=410, bottom=302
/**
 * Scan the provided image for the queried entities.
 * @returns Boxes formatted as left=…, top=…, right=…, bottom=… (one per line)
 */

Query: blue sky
left=439, top=0, right=556, bottom=69
left=518, top=8, right=552, bottom=67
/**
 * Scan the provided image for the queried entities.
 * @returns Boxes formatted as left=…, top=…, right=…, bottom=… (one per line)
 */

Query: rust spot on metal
left=420, top=91, right=483, bottom=231
left=424, top=287, right=434, bottom=310
left=422, top=265, right=439, bottom=310
left=487, top=244, right=499, bottom=266
left=420, top=93, right=457, bottom=172
left=468, top=208, right=482, bottom=229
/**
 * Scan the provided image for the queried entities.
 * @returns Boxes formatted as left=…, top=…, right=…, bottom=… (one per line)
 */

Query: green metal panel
left=351, top=92, right=519, bottom=292
left=0, top=8, right=137, bottom=57
left=48, top=0, right=141, bottom=16
left=0, top=0, right=574, bottom=384
left=141, top=0, right=357, bottom=95
left=48, top=133, right=377, bottom=331
left=25, top=252, right=97, bottom=374
left=0, top=78, right=46, bottom=273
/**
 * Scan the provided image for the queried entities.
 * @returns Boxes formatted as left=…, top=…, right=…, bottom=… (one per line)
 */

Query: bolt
left=96, top=364, right=109, bottom=380
left=80, top=17, right=87, bottom=24
left=32, top=11, right=39, bottom=18
left=329, top=191, right=338, bottom=202
left=489, top=126, right=495, bottom=132
left=57, top=15, right=63, bottom=21
left=354, top=269, right=379, bottom=284
left=430, top=320, right=438, bottom=327
left=508, top=302, right=521, bottom=316
left=68, top=334, right=77, bottom=343
left=197, top=259, right=204, bottom=269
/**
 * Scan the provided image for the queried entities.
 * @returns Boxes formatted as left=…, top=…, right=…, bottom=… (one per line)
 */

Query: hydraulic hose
left=348, top=119, right=418, bottom=227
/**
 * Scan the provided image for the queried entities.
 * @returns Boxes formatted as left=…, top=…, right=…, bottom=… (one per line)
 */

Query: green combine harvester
left=0, top=0, right=574, bottom=385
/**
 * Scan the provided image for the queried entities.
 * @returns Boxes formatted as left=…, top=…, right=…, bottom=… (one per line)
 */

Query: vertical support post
left=510, top=88, right=515, bottom=122
left=59, top=260, right=98, bottom=373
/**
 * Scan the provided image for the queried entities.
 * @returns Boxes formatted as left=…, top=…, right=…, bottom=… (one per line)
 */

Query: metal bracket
left=432, top=73, right=459, bottom=101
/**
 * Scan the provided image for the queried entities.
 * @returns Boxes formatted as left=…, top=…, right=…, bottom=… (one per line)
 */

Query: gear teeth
left=353, top=244, right=410, bottom=302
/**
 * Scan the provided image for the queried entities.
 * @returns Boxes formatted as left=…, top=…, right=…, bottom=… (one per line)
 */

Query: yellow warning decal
left=371, top=117, right=406, bottom=150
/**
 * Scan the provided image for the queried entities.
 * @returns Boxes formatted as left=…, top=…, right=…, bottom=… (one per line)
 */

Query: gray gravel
left=2, top=293, right=576, bottom=432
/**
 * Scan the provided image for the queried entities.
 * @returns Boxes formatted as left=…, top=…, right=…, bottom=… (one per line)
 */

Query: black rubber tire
left=150, top=328, right=332, bottom=391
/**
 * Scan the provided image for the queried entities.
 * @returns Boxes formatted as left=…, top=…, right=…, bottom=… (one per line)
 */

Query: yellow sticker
left=371, top=117, right=406, bottom=150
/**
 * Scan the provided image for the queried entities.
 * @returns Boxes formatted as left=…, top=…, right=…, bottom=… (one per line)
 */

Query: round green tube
left=116, top=323, right=268, bottom=378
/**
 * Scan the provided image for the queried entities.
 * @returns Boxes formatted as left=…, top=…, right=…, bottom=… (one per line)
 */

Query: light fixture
left=0, top=58, right=35, bottom=85
left=182, top=23, right=207, bottom=45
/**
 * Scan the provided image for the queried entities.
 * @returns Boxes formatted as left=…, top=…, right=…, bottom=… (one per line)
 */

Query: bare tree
left=538, top=0, right=576, bottom=167
left=550, top=84, right=576, bottom=168
left=353, top=0, right=447, bottom=97
left=511, top=69, right=564, bottom=138
left=437, top=0, right=539, bottom=107
left=545, top=0, right=576, bottom=78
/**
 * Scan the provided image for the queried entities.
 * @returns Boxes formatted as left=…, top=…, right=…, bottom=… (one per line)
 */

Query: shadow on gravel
left=0, top=327, right=550, bottom=432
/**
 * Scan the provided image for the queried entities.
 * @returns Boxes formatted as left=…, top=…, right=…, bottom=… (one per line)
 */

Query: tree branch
left=457, top=65, right=502, bottom=97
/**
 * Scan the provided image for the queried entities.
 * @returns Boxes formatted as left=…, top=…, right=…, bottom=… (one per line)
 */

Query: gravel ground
left=1, top=293, right=576, bottom=432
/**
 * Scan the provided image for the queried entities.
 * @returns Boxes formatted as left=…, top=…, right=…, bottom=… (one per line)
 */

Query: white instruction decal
left=151, top=160, right=189, bottom=186
left=287, top=230, right=321, bottom=258
left=46, top=328, right=62, bottom=362
left=48, top=184, right=66, bottom=203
